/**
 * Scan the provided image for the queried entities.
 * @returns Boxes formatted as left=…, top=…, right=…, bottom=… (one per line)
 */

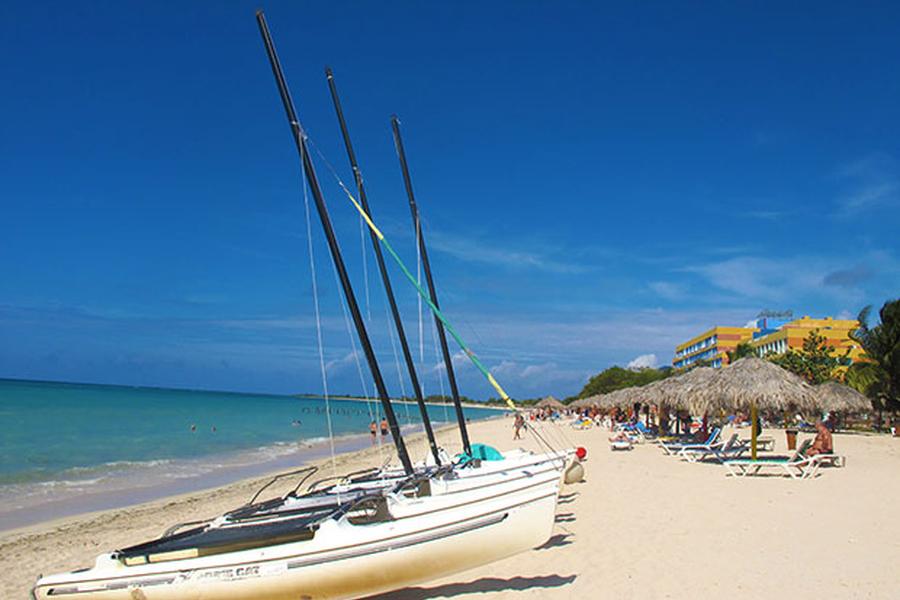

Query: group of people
left=369, top=418, right=390, bottom=439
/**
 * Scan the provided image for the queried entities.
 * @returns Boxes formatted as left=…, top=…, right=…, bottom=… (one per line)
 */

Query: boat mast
left=255, top=11, right=413, bottom=475
left=325, top=68, right=442, bottom=465
left=390, top=116, right=471, bottom=455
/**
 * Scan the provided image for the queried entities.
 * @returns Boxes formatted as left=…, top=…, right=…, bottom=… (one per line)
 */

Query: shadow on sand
left=556, top=492, right=579, bottom=505
left=364, top=574, right=578, bottom=599
left=535, top=532, right=574, bottom=550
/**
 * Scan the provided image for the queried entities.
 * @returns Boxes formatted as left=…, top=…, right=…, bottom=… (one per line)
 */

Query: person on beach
left=369, top=420, right=377, bottom=439
left=380, top=418, right=389, bottom=436
left=513, top=413, right=525, bottom=440
left=807, top=421, right=834, bottom=456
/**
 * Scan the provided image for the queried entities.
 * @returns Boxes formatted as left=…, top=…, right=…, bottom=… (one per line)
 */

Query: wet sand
left=2, top=417, right=898, bottom=599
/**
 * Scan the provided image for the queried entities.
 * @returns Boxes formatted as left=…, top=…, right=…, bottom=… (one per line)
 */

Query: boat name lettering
left=196, top=565, right=260, bottom=581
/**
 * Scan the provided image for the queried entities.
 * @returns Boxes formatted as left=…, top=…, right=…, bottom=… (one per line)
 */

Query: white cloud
left=682, top=250, right=899, bottom=307
left=432, top=349, right=472, bottom=373
left=325, top=351, right=358, bottom=374
left=836, top=309, right=855, bottom=320
left=627, top=353, right=659, bottom=369
left=428, top=230, right=588, bottom=274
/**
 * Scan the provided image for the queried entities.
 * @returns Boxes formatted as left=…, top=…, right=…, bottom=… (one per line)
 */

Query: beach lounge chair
left=610, top=438, right=633, bottom=451
left=723, top=439, right=824, bottom=479
left=739, top=435, right=775, bottom=451
left=631, top=421, right=656, bottom=442
left=678, top=433, right=746, bottom=463
left=659, top=428, right=720, bottom=456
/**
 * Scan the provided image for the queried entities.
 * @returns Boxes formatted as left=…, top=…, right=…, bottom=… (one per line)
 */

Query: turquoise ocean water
left=0, top=378, right=502, bottom=530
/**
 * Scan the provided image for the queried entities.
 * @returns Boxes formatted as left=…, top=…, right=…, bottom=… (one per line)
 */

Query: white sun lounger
left=724, top=440, right=827, bottom=479
left=660, top=428, right=721, bottom=456
left=679, top=433, right=746, bottom=463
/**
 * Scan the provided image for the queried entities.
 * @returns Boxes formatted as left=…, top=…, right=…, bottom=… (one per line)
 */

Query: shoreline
left=0, top=418, right=518, bottom=597
left=2, top=419, right=899, bottom=599
left=0, top=419, right=495, bottom=534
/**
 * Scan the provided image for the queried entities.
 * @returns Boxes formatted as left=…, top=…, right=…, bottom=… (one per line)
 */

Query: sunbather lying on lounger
left=807, top=421, right=833, bottom=456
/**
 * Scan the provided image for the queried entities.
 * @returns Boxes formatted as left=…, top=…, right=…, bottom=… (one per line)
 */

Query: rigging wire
left=383, top=299, right=413, bottom=428
left=306, top=136, right=515, bottom=409
left=430, top=314, right=450, bottom=425
left=328, top=246, right=384, bottom=466
left=300, top=147, right=339, bottom=486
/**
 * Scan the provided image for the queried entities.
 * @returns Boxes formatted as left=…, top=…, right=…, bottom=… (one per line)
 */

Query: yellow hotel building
left=750, top=316, right=863, bottom=363
left=673, top=315, right=862, bottom=369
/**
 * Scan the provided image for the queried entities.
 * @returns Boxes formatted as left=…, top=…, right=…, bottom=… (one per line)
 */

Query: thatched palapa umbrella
left=815, top=381, right=872, bottom=413
left=570, top=395, right=601, bottom=409
left=696, top=357, right=817, bottom=458
left=600, top=386, right=641, bottom=409
left=535, top=395, right=565, bottom=410
left=661, top=367, right=719, bottom=413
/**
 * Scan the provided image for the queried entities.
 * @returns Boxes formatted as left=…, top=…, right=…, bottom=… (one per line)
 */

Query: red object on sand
left=575, top=447, right=587, bottom=460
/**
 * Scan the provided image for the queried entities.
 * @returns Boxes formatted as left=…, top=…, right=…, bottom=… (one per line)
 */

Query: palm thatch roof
left=690, top=357, right=817, bottom=414
left=658, top=367, right=719, bottom=413
left=535, top=395, right=566, bottom=409
left=815, top=381, right=872, bottom=413
left=599, top=386, right=643, bottom=409
left=596, top=368, right=718, bottom=413
left=569, top=395, right=602, bottom=409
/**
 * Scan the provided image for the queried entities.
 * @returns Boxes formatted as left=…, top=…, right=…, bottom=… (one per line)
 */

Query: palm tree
left=846, top=300, right=900, bottom=426
left=726, top=342, right=757, bottom=364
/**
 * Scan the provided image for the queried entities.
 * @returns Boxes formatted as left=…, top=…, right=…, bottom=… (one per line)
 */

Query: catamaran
left=33, top=10, right=572, bottom=600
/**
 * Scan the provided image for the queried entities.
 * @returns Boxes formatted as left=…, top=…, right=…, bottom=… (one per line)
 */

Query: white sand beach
left=2, top=416, right=898, bottom=599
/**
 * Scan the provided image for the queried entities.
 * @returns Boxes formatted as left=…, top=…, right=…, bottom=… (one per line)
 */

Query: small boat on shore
left=34, top=10, right=572, bottom=598
left=32, top=459, right=561, bottom=599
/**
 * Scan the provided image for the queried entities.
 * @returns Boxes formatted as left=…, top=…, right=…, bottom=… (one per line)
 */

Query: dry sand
left=2, top=416, right=898, bottom=599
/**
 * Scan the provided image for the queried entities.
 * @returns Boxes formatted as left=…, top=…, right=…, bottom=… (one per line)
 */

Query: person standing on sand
left=513, top=413, right=525, bottom=440
left=369, top=420, right=377, bottom=440
left=380, top=418, right=389, bottom=436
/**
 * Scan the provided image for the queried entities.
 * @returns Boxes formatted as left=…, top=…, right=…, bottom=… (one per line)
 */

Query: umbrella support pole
left=751, top=402, right=758, bottom=460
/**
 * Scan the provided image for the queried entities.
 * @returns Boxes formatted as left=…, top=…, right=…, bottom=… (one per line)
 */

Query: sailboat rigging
left=255, top=14, right=413, bottom=476
left=391, top=115, right=471, bottom=454
left=32, top=11, right=571, bottom=600
left=324, top=67, right=442, bottom=465
left=312, top=128, right=517, bottom=411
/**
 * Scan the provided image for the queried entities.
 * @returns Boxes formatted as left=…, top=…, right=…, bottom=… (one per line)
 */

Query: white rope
left=383, top=302, right=411, bottom=420
left=430, top=314, right=450, bottom=424
left=327, top=243, right=383, bottom=465
left=300, top=147, right=338, bottom=484
left=304, top=140, right=384, bottom=465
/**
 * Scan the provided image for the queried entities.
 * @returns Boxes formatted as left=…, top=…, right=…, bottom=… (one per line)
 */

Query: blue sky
left=1, top=1, right=898, bottom=399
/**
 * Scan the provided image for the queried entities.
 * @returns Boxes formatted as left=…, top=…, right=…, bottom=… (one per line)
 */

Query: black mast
left=256, top=11, right=413, bottom=475
left=325, top=67, right=442, bottom=465
left=390, top=116, right=472, bottom=455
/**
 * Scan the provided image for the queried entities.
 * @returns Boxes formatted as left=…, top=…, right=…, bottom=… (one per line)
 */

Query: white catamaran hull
left=33, top=464, right=560, bottom=600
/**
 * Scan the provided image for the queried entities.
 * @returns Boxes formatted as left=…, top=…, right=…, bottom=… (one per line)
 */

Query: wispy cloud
left=427, top=230, right=588, bottom=274
left=835, top=154, right=900, bottom=215
left=682, top=251, right=899, bottom=306
left=648, top=281, right=686, bottom=301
